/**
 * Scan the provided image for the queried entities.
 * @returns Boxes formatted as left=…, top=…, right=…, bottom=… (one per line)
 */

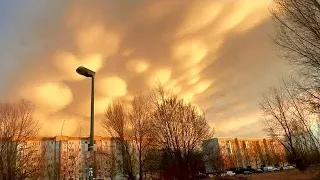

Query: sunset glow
left=1, top=0, right=286, bottom=137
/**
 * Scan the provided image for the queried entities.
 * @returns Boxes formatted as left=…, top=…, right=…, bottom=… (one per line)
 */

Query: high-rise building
left=203, top=137, right=287, bottom=172
left=23, top=136, right=119, bottom=180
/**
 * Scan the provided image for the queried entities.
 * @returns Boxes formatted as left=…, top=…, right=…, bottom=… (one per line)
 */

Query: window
left=226, top=141, right=233, bottom=154
left=69, top=155, right=75, bottom=159
left=244, top=141, right=250, bottom=148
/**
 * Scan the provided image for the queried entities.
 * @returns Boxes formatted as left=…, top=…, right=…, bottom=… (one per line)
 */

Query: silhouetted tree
left=128, top=95, right=153, bottom=180
left=271, top=0, right=320, bottom=113
left=102, top=102, right=136, bottom=180
left=260, top=78, right=319, bottom=171
left=96, top=141, right=117, bottom=180
left=143, top=148, right=162, bottom=179
left=0, top=100, right=42, bottom=180
left=202, top=140, right=225, bottom=172
left=149, top=87, right=213, bottom=180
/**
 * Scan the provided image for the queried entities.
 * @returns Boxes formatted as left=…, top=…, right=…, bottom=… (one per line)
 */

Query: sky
left=0, top=0, right=291, bottom=138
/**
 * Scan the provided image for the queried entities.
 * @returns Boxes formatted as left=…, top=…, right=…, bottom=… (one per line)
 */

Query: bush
left=296, top=158, right=310, bottom=171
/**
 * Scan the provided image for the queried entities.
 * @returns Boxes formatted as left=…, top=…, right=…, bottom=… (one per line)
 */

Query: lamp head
left=76, top=66, right=95, bottom=77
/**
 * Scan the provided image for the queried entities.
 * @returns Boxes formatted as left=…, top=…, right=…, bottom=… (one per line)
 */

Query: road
left=249, top=170, right=317, bottom=180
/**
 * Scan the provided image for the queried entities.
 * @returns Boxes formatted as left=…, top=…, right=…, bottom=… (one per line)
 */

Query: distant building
left=22, top=136, right=120, bottom=180
left=203, top=137, right=286, bottom=172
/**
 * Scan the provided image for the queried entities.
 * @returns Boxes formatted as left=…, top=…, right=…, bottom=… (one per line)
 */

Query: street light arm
left=76, top=66, right=95, bottom=77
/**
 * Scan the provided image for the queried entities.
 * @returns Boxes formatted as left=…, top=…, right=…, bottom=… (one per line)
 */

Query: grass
left=207, top=169, right=320, bottom=180
left=243, top=169, right=318, bottom=180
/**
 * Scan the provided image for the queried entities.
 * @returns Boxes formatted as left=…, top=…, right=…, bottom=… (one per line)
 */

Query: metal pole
left=89, top=75, right=95, bottom=180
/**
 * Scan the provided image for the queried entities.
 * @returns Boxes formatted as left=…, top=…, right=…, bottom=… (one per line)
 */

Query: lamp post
left=76, top=66, right=95, bottom=180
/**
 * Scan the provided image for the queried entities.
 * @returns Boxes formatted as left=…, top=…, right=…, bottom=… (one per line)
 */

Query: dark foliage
left=159, top=149, right=206, bottom=180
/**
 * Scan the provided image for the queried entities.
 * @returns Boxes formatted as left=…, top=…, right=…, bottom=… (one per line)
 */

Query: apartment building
left=23, top=136, right=119, bottom=180
left=203, top=137, right=286, bottom=171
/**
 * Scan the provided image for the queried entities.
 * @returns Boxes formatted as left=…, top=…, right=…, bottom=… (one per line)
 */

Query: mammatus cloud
left=4, top=0, right=290, bottom=137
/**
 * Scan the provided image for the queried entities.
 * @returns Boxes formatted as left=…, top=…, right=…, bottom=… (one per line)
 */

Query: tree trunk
left=139, top=140, right=143, bottom=180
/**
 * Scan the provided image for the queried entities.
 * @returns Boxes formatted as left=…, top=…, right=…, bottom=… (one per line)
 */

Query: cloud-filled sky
left=0, top=0, right=291, bottom=137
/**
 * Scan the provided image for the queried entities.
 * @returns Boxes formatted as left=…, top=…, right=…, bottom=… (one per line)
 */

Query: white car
left=273, top=167, right=280, bottom=171
left=283, top=165, right=295, bottom=170
left=222, top=171, right=236, bottom=176
left=263, top=166, right=274, bottom=172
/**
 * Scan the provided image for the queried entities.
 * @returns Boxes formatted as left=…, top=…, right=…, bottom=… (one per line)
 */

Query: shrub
left=296, top=158, right=310, bottom=171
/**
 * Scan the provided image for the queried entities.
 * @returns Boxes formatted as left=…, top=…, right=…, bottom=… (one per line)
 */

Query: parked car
left=250, top=168, right=263, bottom=173
left=263, top=166, right=274, bottom=172
left=273, top=167, right=280, bottom=171
left=192, top=173, right=206, bottom=179
left=283, top=165, right=295, bottom=170
left=235, top=168, right=248, bottom=174
left=243, top=170, right=253, bottom=175
left=207, top=174, right=214, bottom=178
left=221, top=171, right=236, bottom=176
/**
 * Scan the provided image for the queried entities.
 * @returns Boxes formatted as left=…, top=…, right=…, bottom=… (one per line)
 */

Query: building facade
left=24, top=136, right=120, bottom=180
left=203, top=137, right=286, bottom=172
left=23, top=136, right=288, bottom=178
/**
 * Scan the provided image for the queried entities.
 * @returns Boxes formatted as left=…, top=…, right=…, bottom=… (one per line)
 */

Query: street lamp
left=76, top=66, right=95, bottom=180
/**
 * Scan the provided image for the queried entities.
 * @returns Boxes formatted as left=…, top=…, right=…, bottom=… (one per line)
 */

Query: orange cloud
left=4, top=0, right=280, bottom=137
left=19, top=82, right=73, bottom=113
left=97, top=77, right=127, bottom=98
left=148, top=68, right=172, bottom=87
left=126, top=59, right=149, bottom=73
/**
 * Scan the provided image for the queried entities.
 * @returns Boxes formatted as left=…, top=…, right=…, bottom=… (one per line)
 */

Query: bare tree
left=268, top=140, right=287, bottom=167
left=54, top=140, right=82, bottom=180
left=67, top=143, right=82, bottom=179
left=96, top=142, right=117, bottom=180
left=202, top=140, right=225, bottom=172
left=102, top=102, right=136, bottom=180
left=271, top=0, right=320, bottom=113
left=143, top=147, right=162, bottom=179
left=39, top=141, right=58, bottom=180
left=260, top=78, right=319, bottom=170
left=0, top=99, right=42, bottom=180
left=128, top=95, right=153, bottom=180
left=149, top=87, right=213, bottom=180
